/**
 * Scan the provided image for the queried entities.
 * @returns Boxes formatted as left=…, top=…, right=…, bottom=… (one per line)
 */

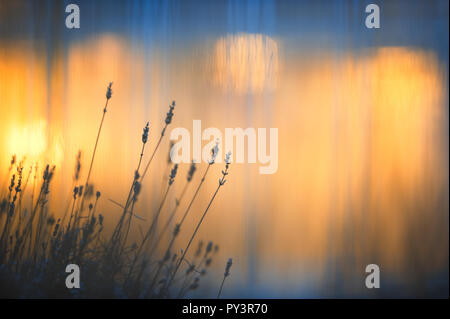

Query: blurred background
left=0, top=0, right=448, bottom=297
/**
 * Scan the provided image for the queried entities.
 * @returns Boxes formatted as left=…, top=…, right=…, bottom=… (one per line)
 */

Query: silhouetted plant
left=0, top=84, right=233, bottom=299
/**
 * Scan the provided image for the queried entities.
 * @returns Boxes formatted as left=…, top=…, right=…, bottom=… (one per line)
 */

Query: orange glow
left=7, top=119, right=47, bottom=159
left=270, top=47, right=447, bottom=283
left=210, top=33, right=279, bottom=94
left=0, top=44, right=63, bottom=169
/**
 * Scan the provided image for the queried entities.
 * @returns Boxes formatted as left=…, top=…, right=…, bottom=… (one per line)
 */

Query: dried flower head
left=142, top=122, right=150, bottom=144
left=106, top=82, right=113, bottom=100
left=43, top=165, right=50, bottom=180
left=209, top=139, right=220, bottom=164
left=205, top=241, right=213, bottom=255
left=10, top=155, right=16, bottom=167
left=74, top=151, right=82, bottom=181
left=173, top=223, right=180, bottom=237
left=195, top=241, right=204, bottom=257
left=189, top=277, right=200, bottom=290
left=47, top=215, right=55, bottom=226
left=186, top=264, right=195, bottom=275
left=73, top=186, right=79, bottom=199
left=85, top=184, right=94, bottom=198
left=133, top=181, right=142, bottom=202
left=219, top=153, right=231, bottom=186
left=53, top=220, right=60, bottom=237
left=225, top=151, right=232, bottom=165
left=41, top=165, right=56, bottom=196
left=165, top=101, right=175, bottom=125
left=187, top=161, right=197, bottom=182
left=8, top=174, right=15, bottom=194
left=224, top=258, right=233, bottom=277
left=169, top=164, right=178, bottom=185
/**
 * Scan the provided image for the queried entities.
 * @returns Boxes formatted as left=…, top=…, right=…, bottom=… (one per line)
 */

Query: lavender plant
left=0, top=84, right=233, bottom=299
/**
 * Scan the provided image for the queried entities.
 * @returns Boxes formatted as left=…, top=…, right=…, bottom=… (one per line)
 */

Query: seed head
left=165, top=101, right=175, bottom=125
left=224, top=258, right=233, bottom=277
left=73, top=186, right=79, bottom=199
left=53, top=220, right=60, bottom=237
left=186, top=264, right=195, bottom=275
left=8, top=174, right=15, bottom=193
left=173, top=223, right=180, bottom=237
left=133, top=181, right=142, bottom=202
left=187, top=161, right=197, bottom=182
left=189, top=278, right=199, bottom=290
left=209, top=139, right=220, bottom=164
left=169, top=164, right=178, bottom=185
left=142, top=122, right=150, bottom=144
left=225, top=151, right=232, bottom=165
left=220, top=154, right=231, bottom=186
left=106, top=82, right=113, bottom=100
left=43, top=164, right=50, bottom=180
left=85, top=184, right=94, bottom=198
left=47, top=216, right=55, bottom=226
left=74, top=151, right=82, bottom=181
left=195, top=241, right=204, bottom=257
left=205, top=241, right=213, bottom=255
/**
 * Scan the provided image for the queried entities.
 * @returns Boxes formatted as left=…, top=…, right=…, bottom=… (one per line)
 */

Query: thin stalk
left=167, top=179, right=224, bottom=291
left=217, top=258, right=232, bottom=298
left=125, top=183, right=173, bottom=285
left=66, top=196, right=77, bottom=233
left=29, top=165, right=37, bottom=220
left=179, top=164, right=210, bottom=226
left=111, top=141, right=146, bottom=249
left=80, top=93, right=111, bottom=211
left=140, top=124, right=167, bottom=182
left=148, top=164, right=210, bottom=286
left=177, top=251, right=210, bottom=298
left=149, top=181, right=189, bottom=255
left=217, top=276, right=226, bottom=299
left=141, top=184, right=171, bottom=251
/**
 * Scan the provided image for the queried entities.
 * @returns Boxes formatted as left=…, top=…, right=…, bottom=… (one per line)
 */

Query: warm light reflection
left=270, top=47, right=447, bottom=290
left=7, top=119, right=47, bottom=159
left=3, top=118, right=64, bottom=171
left=0, top=44, right=63, bottom=169
left=210, top=33, right=279, bottom=94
